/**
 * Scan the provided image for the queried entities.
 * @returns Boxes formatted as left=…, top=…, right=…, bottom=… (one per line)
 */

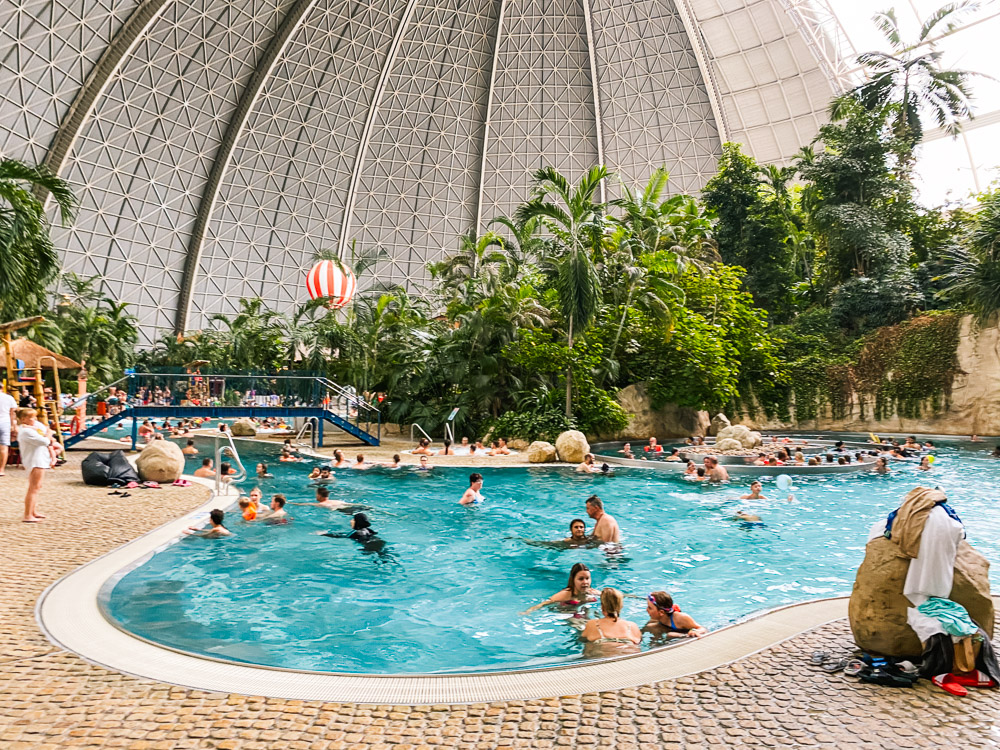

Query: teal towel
left=916, top=597, right=978, bottom=637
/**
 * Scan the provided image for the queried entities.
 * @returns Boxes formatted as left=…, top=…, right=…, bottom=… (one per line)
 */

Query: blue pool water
left=104, top=438, right=1000, bottom=674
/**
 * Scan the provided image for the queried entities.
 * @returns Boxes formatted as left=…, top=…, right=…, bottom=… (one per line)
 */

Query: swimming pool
left=102, top=437, right=1000, bottom=675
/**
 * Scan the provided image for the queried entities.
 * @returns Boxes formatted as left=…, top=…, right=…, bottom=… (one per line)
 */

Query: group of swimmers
left=412, top=436, right=513, bottom=457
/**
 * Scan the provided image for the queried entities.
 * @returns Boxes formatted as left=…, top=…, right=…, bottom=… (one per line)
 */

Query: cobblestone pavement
left=2, top=447, right=999, bottom=749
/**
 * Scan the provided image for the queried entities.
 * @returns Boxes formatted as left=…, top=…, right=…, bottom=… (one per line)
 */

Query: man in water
left=586, top=495, right=621, bottom=543
left=459, top=473, right=485, bottom=505
left=182, top=440, right=198, bottom=456
left=265, top=495, right=289, bottom=523
left=295, top=485, right=353, bottom=511
left=415, top=455, right=431, bottom=471
left=193, top=458, right=214, bottom=478
left=576, top=453, right=601, bottom=473
left=703, top=456, right=729, bottom=482
left=646, top=437, right=662, bottom=453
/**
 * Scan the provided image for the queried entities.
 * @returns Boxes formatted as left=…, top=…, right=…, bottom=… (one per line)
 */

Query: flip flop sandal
left=844, top=659, right=867, bottom=677
left=822, top=657, right=849, bottom=673
left=810, top=651, right=829, bottom=665
left=108, top=490, right=122, bottom=495
left=120, top=492, right=131, bottom=498
left=951, top=670, right=997, bottom=688
left=932, top=674, right=968, bottom=697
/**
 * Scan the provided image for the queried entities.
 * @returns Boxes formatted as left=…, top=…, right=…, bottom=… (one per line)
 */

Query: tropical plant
left=831, top=2, right=979, bottom=148
left=937, top=187, right=1000, bottom=319
left=0, top=158, right=76, bottom=319
left=517, top=165, right=609, bottom=416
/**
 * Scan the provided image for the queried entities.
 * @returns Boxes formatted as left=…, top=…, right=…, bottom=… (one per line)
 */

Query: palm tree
left=210, top=298, right=287, bottom=371
left=938, top=187, right=1000, bottom=319
left=517, top=165, right=609, bottom=416
left=0, top=159, right=76, bottom=318
left=429, top=229, right=506, bottom=302
left=831, top=2, right=980, bottom=147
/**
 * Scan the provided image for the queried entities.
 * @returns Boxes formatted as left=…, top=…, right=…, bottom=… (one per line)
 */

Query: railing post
left=130, top=411, right=138, bottom=452
left=317, top=417, right=324, bottom=448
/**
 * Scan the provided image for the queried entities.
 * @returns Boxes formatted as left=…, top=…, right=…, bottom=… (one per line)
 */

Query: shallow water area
left=103, top=437, right=1000, bottom=674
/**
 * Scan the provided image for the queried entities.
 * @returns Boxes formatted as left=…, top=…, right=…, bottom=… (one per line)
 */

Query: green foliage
left=0, top=159, right=76, bottom=318
left=702, top=144, right=797, bottom=319
left=488, top=407, right=570, bottom=443
left=829, top=271, right=925, bottom=334
left=938, top=187, right=1000, bottom=320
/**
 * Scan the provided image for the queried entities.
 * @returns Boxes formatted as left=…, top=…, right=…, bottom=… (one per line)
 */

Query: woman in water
left=331, top=449, right=348, bottom=468
left=874, top=457, right=890, bottom=474
left=918, top=455, right=932, bottom=471
left=580, top=588, right=642, bottom=655
left=683, top=460, right=697, bottom=477
left=521, top=562, right=599, bottom=614
left=412, top=438, right=433, bottom=455
left=643, top=592, right=707, bottom=640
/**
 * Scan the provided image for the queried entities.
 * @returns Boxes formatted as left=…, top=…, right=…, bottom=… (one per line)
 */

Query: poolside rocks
left=230, top=418, right=257, bottom=437
left=508, top=438, right=529, bottom=451
left=849, top=536, right=994, bottom=657
left=555, top=430, right=589, bottom=463
left=709, top=413, right=731, bottom=436
left=716, top=424, right=761, bottom=449
left=135, top=440, right=185, bottom=483
left=612, top=382, right=710, bottom=439
left=527, top=441, right=557, bottom=463
left=714, top=438, right=743, bottom=452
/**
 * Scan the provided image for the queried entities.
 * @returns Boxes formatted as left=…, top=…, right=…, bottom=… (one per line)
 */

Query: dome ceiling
left=0, top=0, right=839, bottom=343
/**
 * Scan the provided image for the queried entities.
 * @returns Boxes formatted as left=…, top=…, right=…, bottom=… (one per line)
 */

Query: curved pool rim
left=33, top=457, right=855, bottom=702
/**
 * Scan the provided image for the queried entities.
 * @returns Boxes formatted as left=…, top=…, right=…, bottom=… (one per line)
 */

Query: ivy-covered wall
left=744, top=312, right=984, bottom=433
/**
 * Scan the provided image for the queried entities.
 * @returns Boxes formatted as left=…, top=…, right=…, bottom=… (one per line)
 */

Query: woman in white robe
left=17, top=408, right=54, bottom=522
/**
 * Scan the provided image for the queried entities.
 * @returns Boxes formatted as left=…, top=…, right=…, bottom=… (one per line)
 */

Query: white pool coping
left=36, top=471, right=857, bottom=703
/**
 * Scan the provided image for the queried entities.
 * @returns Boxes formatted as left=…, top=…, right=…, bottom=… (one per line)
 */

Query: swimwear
left=592, top=622, right=636, bottom=645
left=662, top=611, right=690, bottom=635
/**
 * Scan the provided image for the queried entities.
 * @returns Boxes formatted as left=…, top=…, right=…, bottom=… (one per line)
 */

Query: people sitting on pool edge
left=581, top=588, right=642, bottom=655
left=644, top=592, right=707, bottom=639
left=521, top=562, right=599, bottom=614
left=319, top=512, right=377, bottom=543
left=185, top=508, right=232, bottom=538
left=412, top=438, right=433, bottom=455
left=437, top=438, right=454, bottom=456
left=459, top=473, right=485, bottom=505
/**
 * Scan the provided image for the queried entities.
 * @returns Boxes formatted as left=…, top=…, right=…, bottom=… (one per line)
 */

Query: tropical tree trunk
left=565, top=312, right=574, bottom=419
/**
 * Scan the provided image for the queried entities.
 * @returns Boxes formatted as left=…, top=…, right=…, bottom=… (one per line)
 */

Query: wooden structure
left=1, top=317, right=82, bottom=445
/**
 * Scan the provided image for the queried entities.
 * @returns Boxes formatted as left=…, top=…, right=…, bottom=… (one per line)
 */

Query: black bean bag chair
left=81, top=450, right=141, bottom=486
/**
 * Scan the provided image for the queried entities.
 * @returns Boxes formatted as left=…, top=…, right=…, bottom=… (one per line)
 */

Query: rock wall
left=608, top=382, right=710, bottom=439
left=741, top=315, right=1000, bottom=436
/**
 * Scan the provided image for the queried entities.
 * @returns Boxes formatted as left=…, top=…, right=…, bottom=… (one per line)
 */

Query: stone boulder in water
left=714, top=438, right=743, bottom=452
left=136, top=440, right=185, bottom=483
left=849, top=536, right=994, bottom=657
left=716, top=424, right=756, bottom=449
left=709, top=413, right=731, bottom=436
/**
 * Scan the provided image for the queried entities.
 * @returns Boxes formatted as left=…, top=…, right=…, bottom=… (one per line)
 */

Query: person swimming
left=185, top=508, right=232, bottom=537
left=319, top=512, right=378, bottom=542
left=256, top=462, right=273, bottom=478
left=521, top=518, right=596, bottom=550
left=308, top=467, right=321, bottom=480
left=331, top=449, right=348, bottom=468
left=521, top=562, right=599, bottom=614
left=740, top=480, right=767, bottom=500
left=643, top=591, right=707, bottom=639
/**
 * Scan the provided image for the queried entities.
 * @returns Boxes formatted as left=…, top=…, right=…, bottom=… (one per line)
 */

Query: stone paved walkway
left=2, top=448, right=999, bottom=749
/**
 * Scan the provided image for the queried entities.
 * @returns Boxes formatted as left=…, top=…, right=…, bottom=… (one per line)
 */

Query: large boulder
left=555, top=430, right=590, bottom=463
left=613, top=383, right=709, bottom=439
left=709, top=413, right=731, bottom=436
left=849, top=536, right=994, bottom=657
left=748, top=430, right=764, bottom=448
left=717, top=424, right=756, bottom=449
left=136, top=440, right=185, bottom=483
left=527, top=441, right=557, bottom=463
left=714, top=438, right=743, bottom=453
left=508, top=438, right=529, bottom=451
left=230, top=418, right=257, bottom=437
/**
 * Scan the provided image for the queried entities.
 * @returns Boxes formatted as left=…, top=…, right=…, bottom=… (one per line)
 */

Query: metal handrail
left=410, top=423, right=432, bottom=443
left=214, top=432, right=247, bottom=495
left=295, top=417, right=317, bottom=449
left=65, top=375, right=130, bottom=411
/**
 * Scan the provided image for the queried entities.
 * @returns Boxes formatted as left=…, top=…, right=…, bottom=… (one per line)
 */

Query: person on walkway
left=16, top=408, right=55, bottom=522
left=586, top=495, right=620, bottom=543
left=0, top=388, right=17, bottom=477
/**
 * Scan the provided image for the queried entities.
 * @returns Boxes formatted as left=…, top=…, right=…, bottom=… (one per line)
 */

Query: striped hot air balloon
left=306, top=260, right=357, bottom=309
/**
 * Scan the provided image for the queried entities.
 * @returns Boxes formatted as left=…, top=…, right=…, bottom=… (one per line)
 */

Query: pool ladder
left=214, top=432, right=248, bottom=495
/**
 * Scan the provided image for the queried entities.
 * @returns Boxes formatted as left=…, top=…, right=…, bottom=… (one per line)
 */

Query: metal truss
left=1, top=0, right=849, bottom=343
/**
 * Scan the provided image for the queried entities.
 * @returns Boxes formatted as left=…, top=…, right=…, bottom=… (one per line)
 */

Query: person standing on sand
left=0, top=387, right=17, bottom=477
left=16, top=408, right=55, bottom=522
